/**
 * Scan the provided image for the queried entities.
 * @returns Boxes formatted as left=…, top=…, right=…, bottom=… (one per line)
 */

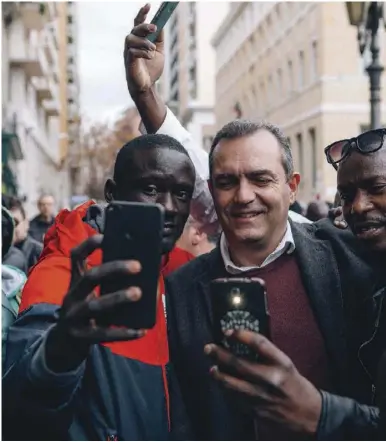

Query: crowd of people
left=2, top=4, right=385, bottom=440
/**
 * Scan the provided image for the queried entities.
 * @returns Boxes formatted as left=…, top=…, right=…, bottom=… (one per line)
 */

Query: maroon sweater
left=240, top=252, right=332, bottom=440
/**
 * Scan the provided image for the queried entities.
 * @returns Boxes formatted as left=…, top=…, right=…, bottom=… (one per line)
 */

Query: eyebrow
left=134, top=174, right=194, bottom=187
left=213, top=169, right=277, bottom=179
left=338, top=175, right=386, bottom=188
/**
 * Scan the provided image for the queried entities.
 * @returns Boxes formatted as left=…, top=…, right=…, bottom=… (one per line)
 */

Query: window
left=288, top=59, right=293, bottom=94
left=277, top=68, right=282, bottom=97
left=311, top=41, right=318, bottom=81
left=268, top=74, right=274, bottom=104
left=309, top=128, right=317, bottom=188
left=67, top=15, right=73, bottom=24
left=298, top=50, right=305, bottom=88
left=189, top=65, right=197, bottom=99
left=259, top=81, right=265, bottom=114
left=67, top=35, right=73, bottom=44
left=296, top=132, right=304, bottom=175
left=68, top=56, right=74, bottom=64
left=251, top=85, right=257, bottom=112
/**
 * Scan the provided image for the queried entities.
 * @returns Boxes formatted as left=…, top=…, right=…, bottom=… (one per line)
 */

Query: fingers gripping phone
left=100, top=201, right=164, bottom=329
left=210, top=278, right=270, bottom=362
left=147, top=2, right=179, bottom=43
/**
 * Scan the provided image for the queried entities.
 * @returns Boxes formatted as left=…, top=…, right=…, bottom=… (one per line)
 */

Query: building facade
left=212, top=2, right=386, bottom=202
left=1, top=1, right=81, bottom=216
left=163, top=1, right=229, bottom=152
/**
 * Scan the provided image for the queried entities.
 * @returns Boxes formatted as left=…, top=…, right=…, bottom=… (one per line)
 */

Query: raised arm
left=124, top=4, right=217, bottom=232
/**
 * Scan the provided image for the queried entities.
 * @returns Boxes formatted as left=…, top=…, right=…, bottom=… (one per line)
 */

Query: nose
left=158, top=192, right=178, bottom=214
left=351, top=190, right=373, bottom=216
left=234, top=177, right=255, bottom=205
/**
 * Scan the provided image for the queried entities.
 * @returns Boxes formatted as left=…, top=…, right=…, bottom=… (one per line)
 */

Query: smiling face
left=337, top=147, right=386, bottom=253
left=105, top=147, right=195, bottom=254
left=209, top=130, right=299, bottom=254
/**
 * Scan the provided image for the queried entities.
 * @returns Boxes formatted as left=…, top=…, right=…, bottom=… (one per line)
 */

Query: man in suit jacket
left=164, top=121, right=380, bottom=441
left=123, top=10, right=380, bottom=439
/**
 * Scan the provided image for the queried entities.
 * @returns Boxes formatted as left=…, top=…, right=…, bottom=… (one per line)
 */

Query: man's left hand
left=205, top=330, right=322, bottom=435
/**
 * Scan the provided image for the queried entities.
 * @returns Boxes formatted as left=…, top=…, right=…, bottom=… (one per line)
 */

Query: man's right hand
left=328, top=206, right=348, bottom=229
left=45, top=235, right=144, bottom=372
left=124, top=3, right=165, bottom=97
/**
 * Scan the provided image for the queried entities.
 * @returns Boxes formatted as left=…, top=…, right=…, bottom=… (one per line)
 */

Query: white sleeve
left=139, top=108, right=218, bottom=229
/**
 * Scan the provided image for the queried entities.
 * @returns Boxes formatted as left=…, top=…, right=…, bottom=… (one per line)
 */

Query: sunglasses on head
left=324, top=128, right=386, bottom=170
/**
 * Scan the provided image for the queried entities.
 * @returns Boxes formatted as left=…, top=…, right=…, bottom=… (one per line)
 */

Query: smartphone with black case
left=100, top=201, right=164, bottom=329
left=147, top=2, right=179, bottom=43
left=210, top=277, right=270, bottom=362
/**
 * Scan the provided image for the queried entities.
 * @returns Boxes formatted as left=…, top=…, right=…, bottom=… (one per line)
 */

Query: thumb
left=155, top=29, right=165, bottom=50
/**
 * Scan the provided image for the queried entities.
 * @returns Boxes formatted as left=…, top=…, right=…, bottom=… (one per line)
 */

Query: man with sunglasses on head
left=325, top=127, right=386, bottom=439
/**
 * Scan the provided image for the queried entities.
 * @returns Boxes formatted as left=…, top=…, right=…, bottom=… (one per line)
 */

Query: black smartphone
left=100, top=201, right=164, bottom=329
left=210, top=278, right=270, bottom=362
left=147, top=2, right=179, bottom=43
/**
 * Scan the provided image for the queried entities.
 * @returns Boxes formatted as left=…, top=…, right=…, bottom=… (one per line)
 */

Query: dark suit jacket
left=15, top=235, right=43, bottom=271
left=166, top=219, right=381, bottom=440
left=3, top=246, right=28, bottom=274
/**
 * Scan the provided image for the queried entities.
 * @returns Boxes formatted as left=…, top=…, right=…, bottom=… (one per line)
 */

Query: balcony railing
left=31, top=77, right=53, bottom=102
left=10, top=35, right=49, bottom=79
left=19, top=2, right=49, bottom=31
left=42, top=97, right=60, bottom=117
left=42, top=28, right=59, bottom=72
left=47, top=2, right=58, bottom=21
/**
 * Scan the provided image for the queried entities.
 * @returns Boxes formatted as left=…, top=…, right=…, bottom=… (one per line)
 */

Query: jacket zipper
left=357, top=331, right=377, bottom=403
left=357, top=290, right=385, bottom=404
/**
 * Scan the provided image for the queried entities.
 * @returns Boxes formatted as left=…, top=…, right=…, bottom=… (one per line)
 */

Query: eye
left=143, top=185, right=157, bottom=196
left=255, top=178, right=271, bottom=186
left=176, top=190, right=189, bottom=201
left=215, top=178, right=236, bottom=189
left=369, top=184, right=386, bottom=195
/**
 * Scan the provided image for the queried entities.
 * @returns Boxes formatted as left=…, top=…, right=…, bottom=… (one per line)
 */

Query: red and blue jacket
left=3, top=201, right=192, bottom=441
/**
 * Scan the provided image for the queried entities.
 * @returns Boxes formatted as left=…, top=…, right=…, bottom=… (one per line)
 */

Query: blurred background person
left=177, top=215, right=220, bottom=257
left=2, top=206, right=27, bottom=367
left=289, top=200, right=304, bottom=216
left=306, top=199, right=330, bottom=222
left=5, top=196, right=43, bottom=271
left=29, top=194, right=56, bottom=243
left=2, top=197, right=28, bottom=273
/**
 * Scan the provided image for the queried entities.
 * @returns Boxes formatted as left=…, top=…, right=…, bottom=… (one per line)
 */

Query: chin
left=233, top=227, right=266, bottom=243
left=161, top=238, right=176, bottom=255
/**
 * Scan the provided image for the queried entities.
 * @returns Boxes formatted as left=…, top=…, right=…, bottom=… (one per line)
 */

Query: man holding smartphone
left=3, top=134, right=197, bottom=440
left=124, top=5, right=381, bottom=440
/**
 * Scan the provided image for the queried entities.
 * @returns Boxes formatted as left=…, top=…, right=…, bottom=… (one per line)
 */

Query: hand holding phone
left=125, top=3, right=174, bottom=98
left=210, top=277, right=270, bottom=362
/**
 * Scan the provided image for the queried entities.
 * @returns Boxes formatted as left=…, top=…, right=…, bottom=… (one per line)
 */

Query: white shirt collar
left=220, top=221, right=295, bottom=274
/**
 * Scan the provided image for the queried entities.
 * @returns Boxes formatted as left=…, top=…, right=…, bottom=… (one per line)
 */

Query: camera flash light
left=232, top=295, right=242, bottom=306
